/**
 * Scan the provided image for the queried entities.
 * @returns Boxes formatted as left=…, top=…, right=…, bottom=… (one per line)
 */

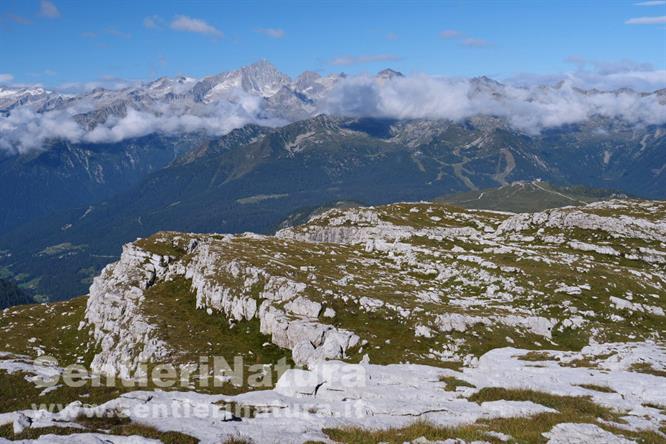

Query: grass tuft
left=323, top=420, right=496, bottom=444
left=629, top=362, right=666, bottom=378
left=439, top=375, right=475, bottom=391
left=324, top=388, right=639, bottom=444
left=576, top=384, right=616, bottom=393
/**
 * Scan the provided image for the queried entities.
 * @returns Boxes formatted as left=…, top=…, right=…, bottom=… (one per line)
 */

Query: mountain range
left=2, top=59, right=664, bottom=156
left=2, top=60, right=664, bottom=235
left=0, top=60, right=341, bottom=134
left=0, top=61, right=665, bottom=303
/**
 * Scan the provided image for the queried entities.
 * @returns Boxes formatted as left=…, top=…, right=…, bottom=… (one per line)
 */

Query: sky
left=0, top=0, right=665, bottom=88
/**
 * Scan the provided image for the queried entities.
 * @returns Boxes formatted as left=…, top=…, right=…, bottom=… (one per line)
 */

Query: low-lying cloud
left=83, top=98, right=277, bottom=144
left=0, top=92, right=284, bottom=155
left=321, top=74, right=666, bottom=135
left=1, top=68, right=665, bottom=155
left=0, top=108, right=84, bottom=153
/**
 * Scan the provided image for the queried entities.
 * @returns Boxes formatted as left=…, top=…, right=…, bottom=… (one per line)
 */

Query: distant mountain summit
left=377, top=68, right=404, bottom=79
left=200, top=59, right=292, bottom=101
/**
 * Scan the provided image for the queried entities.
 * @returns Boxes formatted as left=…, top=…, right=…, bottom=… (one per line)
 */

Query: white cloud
left=635, top=1, right=666, bottom=6
left=39, top=0, right=60, bottom=18
left=330, top=54, right=401, bottom=66
left=256, top=28, right=285, bottom=39
left=81, top=102, right=277, bottom=145
left=625, top=15, right=666, bottom=24
left=170, top=15, right=223, bottom=37
left=0, top=87, right=283, bottom=154
left=320, top=74, right=666, bottom=135
left=0, top=108, right=84, bottom=154
left=439, top=30, right=460, bottom=39
left=0, top=73, right=14, bottom=82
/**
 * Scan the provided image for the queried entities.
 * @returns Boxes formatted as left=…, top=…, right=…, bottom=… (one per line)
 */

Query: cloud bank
left=320, top=75, right=666, bottom=135
left=1, top=67, right=665, bottom=155
left=0, top=91, right=282, bottom=155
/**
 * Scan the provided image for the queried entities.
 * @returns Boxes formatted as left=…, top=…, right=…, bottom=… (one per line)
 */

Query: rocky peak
left=377, top=68, right=404, bottom=80
left=295, top=70, right=321, bottom=84
left=237, top=59, right=292, bottom=96
left=468, top=75, right=505, bottom=97
left=294, top=70, right=322, bottom=93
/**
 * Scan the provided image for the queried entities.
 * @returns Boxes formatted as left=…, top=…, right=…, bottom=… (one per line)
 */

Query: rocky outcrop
left=84, top=244, right=172, bottom=379
left=84, top=235, right=361, bottom=376
left=435, top=313, right=556, bottom=338
left=182, top=241, right=360, bottom=366
left=497, top=201, right=666, bottom=242
left=81, top=198, right=666, bottom=379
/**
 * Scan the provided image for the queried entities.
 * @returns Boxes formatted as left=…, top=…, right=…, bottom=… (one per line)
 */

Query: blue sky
left=0, top=0, right=665, bottom=87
